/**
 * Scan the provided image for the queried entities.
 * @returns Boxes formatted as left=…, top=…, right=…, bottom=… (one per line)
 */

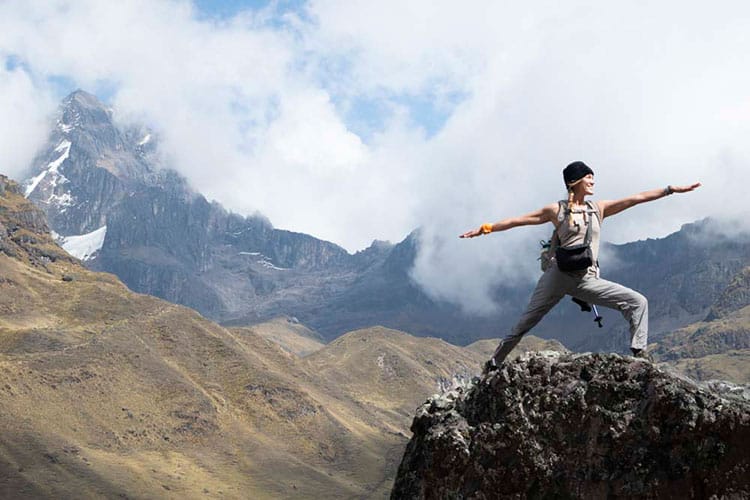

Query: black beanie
left=563, top=161, right=594, bottom=188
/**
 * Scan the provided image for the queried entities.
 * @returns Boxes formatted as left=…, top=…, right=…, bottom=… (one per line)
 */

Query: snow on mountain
left=238, top=251, right=289, bottom=271
left=24, top=140, right=71, bottom=198
left=57, top=119, right=74, bottom=133
left=59, top=225, right=107, bottom=261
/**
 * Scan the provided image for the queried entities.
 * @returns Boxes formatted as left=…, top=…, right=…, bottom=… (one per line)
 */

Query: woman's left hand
left=671, top=182, right=702, bottom=193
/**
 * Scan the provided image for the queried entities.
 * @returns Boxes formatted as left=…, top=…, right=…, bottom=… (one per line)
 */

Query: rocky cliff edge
left=392, top=352, right=750, bottom=499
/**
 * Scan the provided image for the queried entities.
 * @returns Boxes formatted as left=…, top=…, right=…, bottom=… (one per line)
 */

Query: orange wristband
left=480, top=223, right=493, bottom=234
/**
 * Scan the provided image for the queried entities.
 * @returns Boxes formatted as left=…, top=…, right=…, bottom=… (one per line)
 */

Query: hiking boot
left=630, top=348, right=653, bottom=362
left=482, top=358, right=499, bottom=375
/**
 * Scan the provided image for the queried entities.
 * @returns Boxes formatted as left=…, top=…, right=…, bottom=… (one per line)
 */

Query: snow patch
left=25, top=171, right=48, bottom=198
left=260, top=261, right=289, bottom=271
left=48, top=191, right=74, bottom=207
left=238, top=251, right=289, bottom=271
left=53, top=139, right=71, bottom=154
left=57, top=118, right=74, bottom=133
left=24, top=140, right=72, bottom=198
left=60, top=225, right=107, bottom=261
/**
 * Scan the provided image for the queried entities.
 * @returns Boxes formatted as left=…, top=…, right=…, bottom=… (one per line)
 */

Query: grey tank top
left=555, top=200, right=602, bottom=270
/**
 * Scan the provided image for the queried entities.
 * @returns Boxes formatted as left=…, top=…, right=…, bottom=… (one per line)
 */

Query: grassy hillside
left=231, top=316, right=325, bottom=357
left=0, top=246, right=381, bottom=497
left=0, top=176, right=385, bottom=497
left=305, top=327, right=484, bottom=433
left=653, top=304, right=750, bottom=384
left=1, top=175, right=492, bottom=498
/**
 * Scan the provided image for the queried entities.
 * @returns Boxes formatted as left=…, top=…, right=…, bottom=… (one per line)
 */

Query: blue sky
left=194, top=0, right=305, bottom=19
left=194, top=0, right=268, bottom=17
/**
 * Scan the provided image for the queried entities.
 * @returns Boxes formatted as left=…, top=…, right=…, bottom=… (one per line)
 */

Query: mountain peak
left=57, top=89, right=112, bottom=134
left=24, top=90, right=173, bottom=237
left=63, top=89, right=104, bottom=108
left=393, top=351, right=750, bottom=498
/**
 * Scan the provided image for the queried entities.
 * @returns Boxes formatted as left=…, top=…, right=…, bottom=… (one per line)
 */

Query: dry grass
left=0, top=247, right=408, bottom=498
left=0, top=237, right=486, bottom=498
left=652, top=305, right=750, bottom=384
left=231, top=317, right=325, bottom=357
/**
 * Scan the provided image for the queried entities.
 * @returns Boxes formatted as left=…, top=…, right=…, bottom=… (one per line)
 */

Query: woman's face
left=575, top=174, right=595, bottom=196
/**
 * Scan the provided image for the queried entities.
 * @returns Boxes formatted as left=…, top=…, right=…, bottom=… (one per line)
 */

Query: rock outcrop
left=0, top=175, right=74, bottom=268
left=392, top=352, right=750, bottom=499
left=706, top=266, right=750, bottom=320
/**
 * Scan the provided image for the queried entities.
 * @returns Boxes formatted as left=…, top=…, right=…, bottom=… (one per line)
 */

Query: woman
left=460, top=161, right=701, bottom=369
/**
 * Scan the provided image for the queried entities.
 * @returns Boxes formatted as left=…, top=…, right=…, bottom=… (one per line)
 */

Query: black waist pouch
left=555, top=244, right=593, bottom=272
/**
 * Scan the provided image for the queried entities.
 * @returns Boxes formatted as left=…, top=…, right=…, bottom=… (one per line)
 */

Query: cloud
left=303, top=0, right=750, bottom=312
left=1, top=0, right=749, bottom=314
left=0, top=64, right=56, bottom=178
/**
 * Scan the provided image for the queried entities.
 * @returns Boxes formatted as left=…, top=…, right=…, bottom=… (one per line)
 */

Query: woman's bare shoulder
left=542, top=202, right=563, bottom=226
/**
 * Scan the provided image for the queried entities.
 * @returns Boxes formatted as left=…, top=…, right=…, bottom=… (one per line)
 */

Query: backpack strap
left=551, top=200, right=566, bottom=245
left=556, top=200, right=567, bottom=225
left=585, top=200, right=601, bottom=223
left=582, top=200, right=599, bottom=246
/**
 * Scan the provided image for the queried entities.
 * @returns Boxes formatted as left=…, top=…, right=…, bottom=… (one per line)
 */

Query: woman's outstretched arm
left=459, top=203, right=559, bottom=238
left=598, top=183, right=701, bottom=219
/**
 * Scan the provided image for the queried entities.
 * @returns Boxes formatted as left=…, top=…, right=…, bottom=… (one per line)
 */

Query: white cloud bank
left=1, top=0, right=749, bottom=313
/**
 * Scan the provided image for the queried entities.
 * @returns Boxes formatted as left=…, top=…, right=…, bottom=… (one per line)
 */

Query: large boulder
left=392, top=352, right=750, bottom=499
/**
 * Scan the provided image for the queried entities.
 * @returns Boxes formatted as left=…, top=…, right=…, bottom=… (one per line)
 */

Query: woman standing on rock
left=460, top=161, right=700, bottom=369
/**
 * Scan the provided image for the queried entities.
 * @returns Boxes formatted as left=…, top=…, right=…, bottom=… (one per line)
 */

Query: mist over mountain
left=20, top=91, right=750, bottom=350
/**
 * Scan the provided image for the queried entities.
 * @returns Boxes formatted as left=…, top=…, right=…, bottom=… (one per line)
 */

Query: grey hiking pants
left=492, top=265, right=648, bottom=363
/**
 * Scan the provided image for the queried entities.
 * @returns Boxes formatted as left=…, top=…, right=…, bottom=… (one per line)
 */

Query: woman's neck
left=572, top=193, right=586, bottom=206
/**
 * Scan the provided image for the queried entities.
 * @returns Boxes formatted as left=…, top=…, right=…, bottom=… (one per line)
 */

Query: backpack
left=539, top=200, right=600, bottom=272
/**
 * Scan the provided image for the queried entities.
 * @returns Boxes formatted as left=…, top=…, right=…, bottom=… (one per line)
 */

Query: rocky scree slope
left=392, top=352, right=750, bottom=499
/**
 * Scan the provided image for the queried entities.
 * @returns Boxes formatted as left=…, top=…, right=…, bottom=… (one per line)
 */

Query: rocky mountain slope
left=392, top=351, right=750, bottom=499
left=653, top=309, right=750, bottom=384
left=590, top=221, right=750, bottom=348
left=22, top=90, right=430, bottom=340
left=21, top=90, right=750, bottom=352
left=2, top=174, right=495, bottom=498
left=650, top=264, right=750, bottom=384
